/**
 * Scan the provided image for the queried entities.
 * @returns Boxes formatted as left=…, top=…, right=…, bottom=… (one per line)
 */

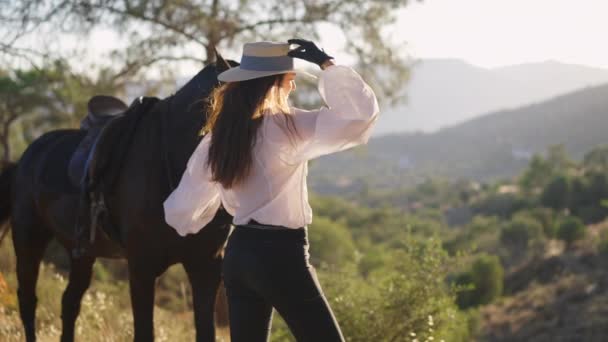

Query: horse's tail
left=0, top=162, right=16, bottom=244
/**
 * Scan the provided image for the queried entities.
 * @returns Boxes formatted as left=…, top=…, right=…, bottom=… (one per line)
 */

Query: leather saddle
left=66, top=95, right=159, bottom=256
left=68, top=95, right=128, bottom=187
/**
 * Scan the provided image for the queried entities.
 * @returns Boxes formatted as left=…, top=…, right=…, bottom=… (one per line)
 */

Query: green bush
left=473, top=193, right=529, bottom=218
left=541, top=174, right=571, bottom=210
left=499, top=216, right=544, bottom=251
left=597, top=234, right=608, bottom=259
left=358, top=247, right=389, bottom=278
left=443, top=216, right=500, bottom=256
left=455, top=254, right=504, bottom=309
left=313, top=238, right=471, bottom=342
left=309, top=215, right=357, bottom=267
left=523, top=207, right=556, bottom=238
left=564, top=172, right=608, bottom=223
left=556, top=216, right=586, bottom=248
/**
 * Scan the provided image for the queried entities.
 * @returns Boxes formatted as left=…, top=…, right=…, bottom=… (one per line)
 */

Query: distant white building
left=511, top=147, right=534, bottom=161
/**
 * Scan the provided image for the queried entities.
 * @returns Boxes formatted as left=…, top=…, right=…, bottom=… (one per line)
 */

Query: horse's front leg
left=60, top=255, right=95, bottom=342
left=128, top=262, right=160, bottom=342
left=184, top=254, right=224, bottom=342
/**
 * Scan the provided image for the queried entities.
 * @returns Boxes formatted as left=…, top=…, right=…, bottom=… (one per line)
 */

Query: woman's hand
left=320, top=60, right=335, bottom=70
left=287, top=38, right=334, bottom=69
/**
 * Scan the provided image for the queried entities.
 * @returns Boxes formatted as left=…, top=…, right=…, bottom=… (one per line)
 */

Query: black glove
left=287, top=38, right=334, bottom=68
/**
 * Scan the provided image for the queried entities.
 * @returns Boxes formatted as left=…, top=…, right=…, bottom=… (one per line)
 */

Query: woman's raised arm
left=284, top=65, right=380, bottom=165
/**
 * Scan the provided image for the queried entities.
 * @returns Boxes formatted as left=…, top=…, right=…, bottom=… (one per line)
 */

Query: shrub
left=541, top=174, right=571, bottom=210
left=473, top=193, right=529, bottom=218
left=523, top=207, right=556, bottom=238
left=499, top=216, right=544, bottom=251
left=315, top=238, right=471, bottom=342
left=357, top=247, right=388, bottom=278
left=597, top=234, right=608, bottom=259
left=556, top=216, right=586, bottom=248
left=455, top=254, right=504, bottom=309
left=308, top=215, right=357, bottom=267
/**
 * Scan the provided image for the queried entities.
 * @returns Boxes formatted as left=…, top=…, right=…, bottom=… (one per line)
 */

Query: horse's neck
left=169, top=68, right=216, bottom=146
left=160, top=68, right=216, bottom=184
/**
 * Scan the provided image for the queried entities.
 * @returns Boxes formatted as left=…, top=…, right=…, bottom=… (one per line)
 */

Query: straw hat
left=217, top=41, right=314, bottom=82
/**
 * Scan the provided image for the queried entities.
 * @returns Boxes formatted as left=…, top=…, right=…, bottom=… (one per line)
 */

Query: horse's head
left=214, top=47, right=239, bottom=77
left=172, top=52, right=239, bottom=112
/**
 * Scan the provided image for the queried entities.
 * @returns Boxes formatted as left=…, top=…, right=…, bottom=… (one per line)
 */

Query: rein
left=160, top=95, right=177, bottom=191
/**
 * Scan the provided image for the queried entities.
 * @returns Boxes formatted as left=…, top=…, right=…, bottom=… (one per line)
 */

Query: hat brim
left=217, top=67, right=316, bottom=82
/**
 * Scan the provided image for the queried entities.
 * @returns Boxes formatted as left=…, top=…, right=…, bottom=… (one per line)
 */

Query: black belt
left=237, top=219, right=305, bottom=231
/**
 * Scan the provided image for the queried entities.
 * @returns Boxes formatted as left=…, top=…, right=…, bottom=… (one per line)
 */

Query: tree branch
left=0, top=43, right=47, bottom=69
left=229, top=17, right=313, bottom=38
left=110, top=55, right=205, bottom=82
left=87, top=3, right=209, bottom=48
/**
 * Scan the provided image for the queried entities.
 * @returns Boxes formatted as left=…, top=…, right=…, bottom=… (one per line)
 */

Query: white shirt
left=163, top=65, right=380, bottom=236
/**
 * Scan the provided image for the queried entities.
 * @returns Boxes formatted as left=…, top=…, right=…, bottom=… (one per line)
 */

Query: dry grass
left=0, top=263, right=234, bottom=342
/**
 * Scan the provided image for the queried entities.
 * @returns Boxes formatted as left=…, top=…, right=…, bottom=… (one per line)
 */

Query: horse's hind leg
left=60, top=255, right=95, bottom=342
left=184, top=252, right=224, bottom=342
left=12, top=222, right=52, bottom=342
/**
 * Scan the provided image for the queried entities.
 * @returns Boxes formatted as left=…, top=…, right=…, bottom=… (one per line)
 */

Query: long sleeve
left=284, top=65, right=380, bottom=164
left=163, top=134, right=224, bottom=236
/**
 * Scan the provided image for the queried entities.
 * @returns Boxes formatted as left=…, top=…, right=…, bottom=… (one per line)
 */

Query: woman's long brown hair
left=202, top=73, right=298, bottom=189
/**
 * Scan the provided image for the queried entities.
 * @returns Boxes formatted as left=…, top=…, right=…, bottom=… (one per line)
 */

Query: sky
left=8, top=0, right=608, bottom=74
left=228, top=0, right=608, bottom=73
left=383, top=0, right=608, bottom=69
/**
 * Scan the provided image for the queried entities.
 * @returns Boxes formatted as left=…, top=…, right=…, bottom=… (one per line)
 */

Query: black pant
left=222, top=224, right=345, bottom=342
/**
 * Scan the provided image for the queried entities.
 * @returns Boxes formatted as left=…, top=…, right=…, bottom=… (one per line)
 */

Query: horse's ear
left=214, top=47, right=232, bottom=73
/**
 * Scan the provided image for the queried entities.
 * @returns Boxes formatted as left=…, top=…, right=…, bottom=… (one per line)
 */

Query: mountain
left=309, top=83, right=608, bottom=194
left=373, top=59, right=608, bottom=136
left=493, top=60, right=608, bottom=98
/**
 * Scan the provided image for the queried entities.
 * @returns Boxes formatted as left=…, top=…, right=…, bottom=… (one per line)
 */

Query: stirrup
left=72, top=221, right=90, bottom=258
left=71, top=244, right=88, bottom=259
left=89, top=192, right=108, bottom=243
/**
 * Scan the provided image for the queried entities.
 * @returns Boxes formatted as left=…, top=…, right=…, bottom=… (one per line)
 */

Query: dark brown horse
left=0, top=57, right=238, bottom=341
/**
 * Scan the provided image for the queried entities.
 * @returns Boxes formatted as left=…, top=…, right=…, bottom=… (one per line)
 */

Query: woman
left=163, top=39, right=379, bottom=341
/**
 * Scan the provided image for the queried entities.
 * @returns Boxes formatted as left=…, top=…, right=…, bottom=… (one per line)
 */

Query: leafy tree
left=556, top=216, right=586, bottom=249
left=546, top=144, right=575, bottom=171
left=1, top=0, right=420, bottom=102
left=520, top=145, right=575, bottom=191
left=583, top=145, right=608, bottom=171
left=565, top=172, right=608, bottom=223
left=0, top=61, right=131, bottom=161
left=540, top=174, right=571, bottom=210
left=520, top=154, right=553, bottom=190
left=0, top=65, right=64, bottom=161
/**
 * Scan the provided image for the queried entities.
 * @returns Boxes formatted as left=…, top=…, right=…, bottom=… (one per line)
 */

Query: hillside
left=478, top=221, right=608, bottom=341
left=309, top=83, right=608, bottom=194
left=373, top=59, right=608, bottom=135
